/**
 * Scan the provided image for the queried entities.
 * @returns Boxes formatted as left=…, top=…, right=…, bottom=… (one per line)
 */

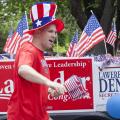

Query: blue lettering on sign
left=99, top=71, right=120, bottom=93
left=99, top=78, right=120, bottom=92
left=99, top=71, right=120, bottom=79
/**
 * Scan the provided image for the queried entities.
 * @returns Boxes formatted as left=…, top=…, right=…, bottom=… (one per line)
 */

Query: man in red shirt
left=7, top=2, right=66, bottom=120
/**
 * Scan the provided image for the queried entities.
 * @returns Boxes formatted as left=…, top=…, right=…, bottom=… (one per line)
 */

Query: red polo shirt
left=7, top=42, right=50, bottom=120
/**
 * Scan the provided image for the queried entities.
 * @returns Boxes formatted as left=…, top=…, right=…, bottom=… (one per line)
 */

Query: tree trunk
left=100, top=0, right=116, bottom=55
left=69, top=0, right=87, bottom=30
left=115, top=0, right=120, bottom=54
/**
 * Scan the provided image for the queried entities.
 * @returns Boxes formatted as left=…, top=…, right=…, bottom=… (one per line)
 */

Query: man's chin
left=48, top=45, right=53, bottom=49
left=45, top=47, right=51, bottom=51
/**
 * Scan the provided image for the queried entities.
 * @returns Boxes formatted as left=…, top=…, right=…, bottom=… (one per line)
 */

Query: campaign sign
left=0, top=58, right=94, bottom=114
left=47, top=57, right=94, bottom=113
left=96, top=65, right=120, bottom=111
left=0, top=61, right=14, bottom=113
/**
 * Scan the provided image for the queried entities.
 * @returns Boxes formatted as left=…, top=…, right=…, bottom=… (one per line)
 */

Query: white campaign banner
left=95, top=65, right=120, bottom=111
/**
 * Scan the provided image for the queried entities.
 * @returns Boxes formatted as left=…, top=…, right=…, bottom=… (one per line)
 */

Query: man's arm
left=18, top=65, right=66, bottom=93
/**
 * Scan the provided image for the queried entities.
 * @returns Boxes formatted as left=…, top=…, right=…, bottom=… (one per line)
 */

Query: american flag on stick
left=65, top=75, right=87, bottom=100
left=66, top=31, right=78, bottom=57
left=106, top=20, right=117, bottom=47
left=3, top=26, right=13, bottom=53
left=74, top=14, right=106, bottom=57
left=7, top=14, right=32, bottom=55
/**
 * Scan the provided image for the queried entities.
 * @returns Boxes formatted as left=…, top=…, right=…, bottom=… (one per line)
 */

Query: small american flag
left=8, top=14, right=32, bottom=55
left=65, top=75, right=87, bottom=100
left=106, top=20, right=117, bottom=46
left=66, top=31, right=78, bottom=57
left=3, top=27, right=13, bottom=53
left=74, top=14, right=106, bottom=57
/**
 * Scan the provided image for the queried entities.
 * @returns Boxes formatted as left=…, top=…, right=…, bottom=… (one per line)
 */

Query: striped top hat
left=27, top=2, right=64, bottom=35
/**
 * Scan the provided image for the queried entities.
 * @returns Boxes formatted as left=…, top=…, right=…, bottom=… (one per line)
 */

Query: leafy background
left=0, top=0, right=119, bottom=56
left=0, top=0, right=79, bottom=54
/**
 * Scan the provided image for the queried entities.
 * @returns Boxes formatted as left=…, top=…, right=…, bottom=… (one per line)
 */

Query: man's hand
left=48, top=87, right=65, bottom=97
left=48, top=82, right=67, bottom=97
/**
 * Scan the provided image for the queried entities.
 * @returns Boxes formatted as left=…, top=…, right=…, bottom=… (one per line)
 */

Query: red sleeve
left=17, top=48, right=34, bottom=68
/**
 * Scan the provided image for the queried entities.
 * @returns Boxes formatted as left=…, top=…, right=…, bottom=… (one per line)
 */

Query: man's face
left=38, top=24, right=57, bottom=50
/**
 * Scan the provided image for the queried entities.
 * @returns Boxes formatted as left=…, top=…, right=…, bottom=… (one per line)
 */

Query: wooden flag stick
left=103, top=39, right=108, bottom=54
left=113, top=45, right=116, bottom=56
left=90, top=10, right=94, bottom=14
left=25, top=11, right=29, bottom=29
left=56, top=35, right=59, bottom=56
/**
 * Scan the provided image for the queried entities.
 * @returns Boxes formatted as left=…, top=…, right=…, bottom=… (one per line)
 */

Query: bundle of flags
left=66, top=14, right=117, bottom=57
left=4, top=12, right=117, bottom=58
left=3, top=14, right=32, bottom=56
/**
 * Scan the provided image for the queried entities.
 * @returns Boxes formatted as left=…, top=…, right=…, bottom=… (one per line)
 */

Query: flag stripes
left=74, top=14, right=105, bottom=57
left=3, top=28, right=13, bottom=52
left=106, top=20, right=117, bottom=46
left=75, top=29, right=105, bottom=56
left=66, top=31, right=78, bottom=57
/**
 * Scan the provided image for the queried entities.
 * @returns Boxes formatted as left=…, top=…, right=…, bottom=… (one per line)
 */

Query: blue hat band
left=32, top=16, right=53, bottom=29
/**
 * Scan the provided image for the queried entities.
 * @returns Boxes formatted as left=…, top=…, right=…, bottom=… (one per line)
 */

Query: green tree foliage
left=0, top=0, right=79, bottom=53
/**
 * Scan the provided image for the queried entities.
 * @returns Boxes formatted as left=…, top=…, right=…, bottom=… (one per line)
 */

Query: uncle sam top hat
left=27, top=2, right=64, bottom=35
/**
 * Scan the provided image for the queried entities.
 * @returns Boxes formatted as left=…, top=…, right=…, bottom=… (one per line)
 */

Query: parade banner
left=96, top=65, right=120, bottom=111
left=0, top=58, right=95, bottom=114
left=47, top=57, right=95, bottom=113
